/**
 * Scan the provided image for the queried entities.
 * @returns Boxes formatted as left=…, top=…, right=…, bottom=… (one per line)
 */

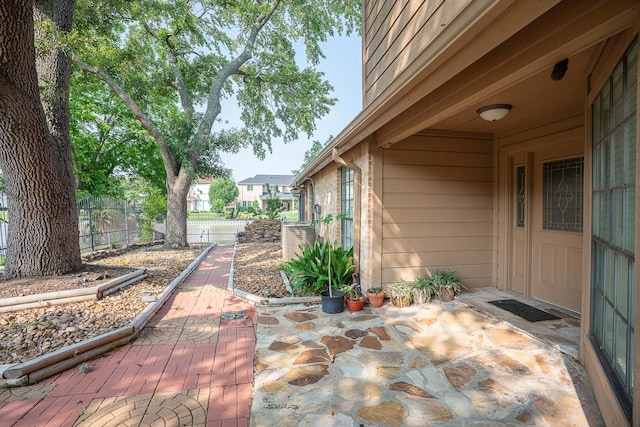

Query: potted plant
left=428, top=269, right=467, bottom=302
left=367, top=286, right=386, bottom=308
left=412, top=275, right=437, bottom=304
left=387, top=279, right=414, bottom=307
left=342, top=283, right=366, bottom=311
left=282, top=214, right=354, bottom=313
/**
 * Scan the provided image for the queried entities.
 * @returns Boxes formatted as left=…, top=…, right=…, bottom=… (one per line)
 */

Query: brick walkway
left=0, top=245, right=257, bottom=427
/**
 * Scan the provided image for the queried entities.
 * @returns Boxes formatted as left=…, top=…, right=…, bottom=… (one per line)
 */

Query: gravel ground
left=232, top=242, right=290, bottom=298
left=0, top=242, right=287, bottom=365
left=0, top=246, right=204, bottom=365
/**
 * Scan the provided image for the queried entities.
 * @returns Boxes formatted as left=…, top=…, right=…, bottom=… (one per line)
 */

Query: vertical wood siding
left=363, top=0, right=472, bottom=105
left=382, top=133, right=493, bottom=287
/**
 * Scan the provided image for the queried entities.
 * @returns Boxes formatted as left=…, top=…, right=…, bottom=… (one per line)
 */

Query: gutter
left=330, top=148, right=361, bottom=273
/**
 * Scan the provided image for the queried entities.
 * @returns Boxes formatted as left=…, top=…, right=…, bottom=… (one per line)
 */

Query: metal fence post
left=124, top=200, right=129, bottom=244
left=88, top=197, right=95, bottom=252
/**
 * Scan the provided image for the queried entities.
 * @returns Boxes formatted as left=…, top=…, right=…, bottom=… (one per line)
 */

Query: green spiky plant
left=283, top=214, right=354, bottom=297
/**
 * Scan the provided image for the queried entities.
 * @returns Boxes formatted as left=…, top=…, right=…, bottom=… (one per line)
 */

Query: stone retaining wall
left=237, top=220, right=281, bottom=243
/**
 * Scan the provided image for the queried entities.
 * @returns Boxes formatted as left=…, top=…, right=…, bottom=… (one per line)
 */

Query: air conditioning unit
left=282, top=223, right=315, bottom=260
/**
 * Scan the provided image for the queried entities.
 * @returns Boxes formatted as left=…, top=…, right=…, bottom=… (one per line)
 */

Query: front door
left=530, top=142, right=584, bottom=313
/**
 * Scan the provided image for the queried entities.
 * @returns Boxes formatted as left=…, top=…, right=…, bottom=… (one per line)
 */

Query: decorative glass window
left=590, top=40, right=636, bottom=421
left=516, top=166, right=525, bottom=228
left=340, top=167, right=354, bottom=249
left=543, top=158, right=583, bottom=232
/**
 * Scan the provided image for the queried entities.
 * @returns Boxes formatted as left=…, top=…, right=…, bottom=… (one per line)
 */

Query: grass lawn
left=187, top=211, right=299, bottom=221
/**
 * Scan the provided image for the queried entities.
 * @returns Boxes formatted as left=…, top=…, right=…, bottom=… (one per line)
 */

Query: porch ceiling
left=424, top=46, right=595, bottom=136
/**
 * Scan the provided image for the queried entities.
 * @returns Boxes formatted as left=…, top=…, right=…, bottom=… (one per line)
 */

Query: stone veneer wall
left=237, top=220, right=281, bottom=243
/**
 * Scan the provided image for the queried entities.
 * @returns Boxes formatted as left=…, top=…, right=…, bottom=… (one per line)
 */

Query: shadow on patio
left=251, top=288, right=602, bottom=426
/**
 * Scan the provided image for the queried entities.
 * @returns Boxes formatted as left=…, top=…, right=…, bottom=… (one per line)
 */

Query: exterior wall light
left=477, top=104, right=512, bottom=121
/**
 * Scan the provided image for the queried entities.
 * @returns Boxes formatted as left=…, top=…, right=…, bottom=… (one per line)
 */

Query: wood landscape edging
left=229, top=242, right=321, bottom=306
left=0, top=269, right=147, bottom=313
left=0, top=243, right=217, bottom=387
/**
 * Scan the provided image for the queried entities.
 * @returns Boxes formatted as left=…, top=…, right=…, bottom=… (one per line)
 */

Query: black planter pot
left=320, top=290, right=345, bottom=314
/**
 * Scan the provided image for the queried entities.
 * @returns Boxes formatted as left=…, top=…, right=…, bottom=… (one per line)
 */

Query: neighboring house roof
left=237, top=175, right=295, bottom=186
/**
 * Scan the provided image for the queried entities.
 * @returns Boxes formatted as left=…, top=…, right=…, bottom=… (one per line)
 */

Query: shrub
left=283, top=240, right=354, bottom=296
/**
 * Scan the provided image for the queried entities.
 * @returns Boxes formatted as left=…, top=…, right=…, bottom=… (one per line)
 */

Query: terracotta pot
left=346, top=297, right=366, bottom=311
left=367, top=291, right=385, bottom=308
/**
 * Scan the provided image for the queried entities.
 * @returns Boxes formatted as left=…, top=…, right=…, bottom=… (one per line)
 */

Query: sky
left=218, top=34, right=363, bottom=182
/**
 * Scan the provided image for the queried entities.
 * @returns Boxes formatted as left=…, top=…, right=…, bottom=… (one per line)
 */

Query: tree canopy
left=70, top=72, right=166, bottom=197
left=208, top=178, right=238, bottom=213
left=69, top=0, right=361, bottom=247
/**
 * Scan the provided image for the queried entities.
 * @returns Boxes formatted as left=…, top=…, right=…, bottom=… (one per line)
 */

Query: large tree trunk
left=34, top=0, right=78, bottom=202
left=0, top=1, right=81, bottom=277
left=165, top=169, right=191, bottom=248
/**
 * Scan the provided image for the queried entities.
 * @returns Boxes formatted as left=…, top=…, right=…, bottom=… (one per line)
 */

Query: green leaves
left=208, top=178, right=238, bottom=213
left=283, top=240, right=354, bottom=296
left=70, top=0, right=361, bottom=243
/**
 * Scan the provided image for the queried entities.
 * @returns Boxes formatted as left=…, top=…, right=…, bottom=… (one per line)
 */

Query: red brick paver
left=0, top=245, right=256, bottom=427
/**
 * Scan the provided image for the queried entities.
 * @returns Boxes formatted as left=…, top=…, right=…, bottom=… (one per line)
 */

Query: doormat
left=489, top=299, right=561, bottom=322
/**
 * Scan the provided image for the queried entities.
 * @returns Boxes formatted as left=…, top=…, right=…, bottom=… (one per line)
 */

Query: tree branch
left=194, top=0, right=282, bottom=149
left=141, top=20, right=194, bottom=118
left=72, top=55, right=180, bottom=180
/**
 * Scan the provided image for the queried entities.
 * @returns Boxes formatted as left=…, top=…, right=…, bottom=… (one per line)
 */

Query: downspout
left=331, top=148, right=361, bottom=274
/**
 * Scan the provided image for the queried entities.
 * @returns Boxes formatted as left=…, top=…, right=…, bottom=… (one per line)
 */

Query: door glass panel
left=543, top=158, right=583, bottom=232
left=516, top=166, right=525, bottom=227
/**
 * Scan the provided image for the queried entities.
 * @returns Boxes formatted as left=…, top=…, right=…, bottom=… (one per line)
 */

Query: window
left=590, top=40, right=636, bottom=421
left=340, top=167, right=354, bottom=249
left=247, top=185, right=253, bottom=191
left=543, top=157, right=583, bottom=232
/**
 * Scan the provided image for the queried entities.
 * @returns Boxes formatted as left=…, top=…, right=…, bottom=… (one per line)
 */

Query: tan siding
left=384, top=193, right=492, bottom=209
left=364, top=0, right=393, bottom=42
left=382, top=133, right=493, bottom=287
left=384, top=150, right=492, bottom=167
left=383, top=222, right=491, bottom=238
left=382, top=264, right=492, bottom=284
left=383, top=250, right=492, bottom=267
left=384, top=207, right=492, bottom=223
left=383, top=236, right=492, bottom=253
left=364, top=0, right=473, bottom=104
left=397, top=134, right=494, bottom=153
left=384, top=179, right=492, bottom=195
left=384, top=164, right=493, bottom=181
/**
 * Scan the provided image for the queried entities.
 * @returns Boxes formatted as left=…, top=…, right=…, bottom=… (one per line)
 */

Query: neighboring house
left=187, top=178, right=211, bottom=212
left=236, top=174, right=295, bottom=210
left=292, top=1, right=639, bottom=425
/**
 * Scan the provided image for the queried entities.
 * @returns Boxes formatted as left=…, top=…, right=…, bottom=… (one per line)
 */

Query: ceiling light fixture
left=477, top=104, right=512, bottom=121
